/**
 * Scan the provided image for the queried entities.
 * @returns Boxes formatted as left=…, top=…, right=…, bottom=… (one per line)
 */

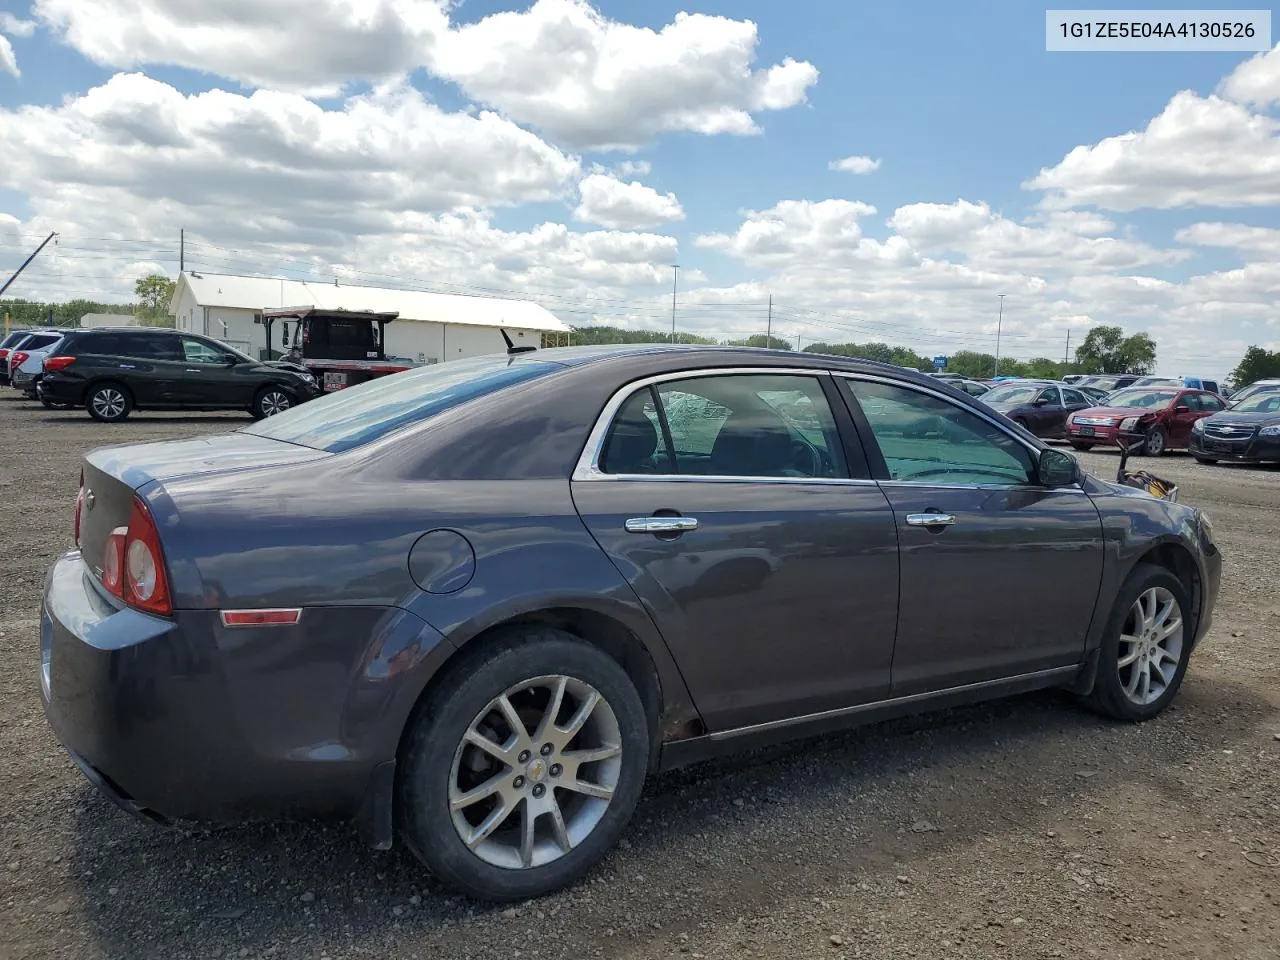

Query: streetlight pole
left=993, top=294, right=1006, bottom=377
left=670, top=264, right=679, bottom=344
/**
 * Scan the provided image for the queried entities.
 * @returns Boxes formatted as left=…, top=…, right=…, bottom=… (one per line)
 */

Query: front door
left=838, top=377, right=1105, bottom=697
left=177, top=336, right=252, bottom=407
left=571, top=370, right=901, bottom=733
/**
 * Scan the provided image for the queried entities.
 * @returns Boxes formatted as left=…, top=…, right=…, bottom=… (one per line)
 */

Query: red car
left=1065, top=386, right=1226, bottom=455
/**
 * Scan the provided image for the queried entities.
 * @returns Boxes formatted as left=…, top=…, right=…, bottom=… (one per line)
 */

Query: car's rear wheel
left=397, top=628, right=649, bottom=901
left=1083, top=563, right=1191, bottom=722
left=1143, top=426, right=1167, bottom=456
left=86, top=383, right=133, bottom=423
left=1070, top=442, right=1094, bottom=451
left=251, top=386, right=293, bottom=420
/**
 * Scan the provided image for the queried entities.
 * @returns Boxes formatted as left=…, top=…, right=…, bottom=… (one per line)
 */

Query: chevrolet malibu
left=41, top=345, right=1221, bottom=902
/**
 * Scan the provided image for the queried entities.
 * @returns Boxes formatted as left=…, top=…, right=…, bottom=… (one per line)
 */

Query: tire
left=1142, top=427, right=1167, bottom=457
left=250, top=386, right=294, bottom=420
left=85, top=382, right=133, bottom=422
left=40, top=398, right=70, bottom=410
left=1070, top=442, right=1095, bottom=451
left=397, top=627, right=650, bottom=901
left=1082, top=563, right=1192, bottom=722
left=1193, top=456, right=1218, bottom=465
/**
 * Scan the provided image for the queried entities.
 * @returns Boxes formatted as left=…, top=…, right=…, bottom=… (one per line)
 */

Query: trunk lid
left=77, top=433, right=329, bottom=584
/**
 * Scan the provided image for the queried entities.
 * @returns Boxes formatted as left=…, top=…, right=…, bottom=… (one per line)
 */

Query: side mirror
left=1032, top=398, right=1048, bottom=407
left=1174, top=403, right=1190, bottom=412
left=1038, top=448, right=1079, bottom=488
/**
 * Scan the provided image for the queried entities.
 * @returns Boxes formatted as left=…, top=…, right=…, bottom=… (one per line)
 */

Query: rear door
left=838, top=375, right=1104, bottom=695
left=117, top=331, right=185, bottom=405
left=571, top=368, right=901, bottom=733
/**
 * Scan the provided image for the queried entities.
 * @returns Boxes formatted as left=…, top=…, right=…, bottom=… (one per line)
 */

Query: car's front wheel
left=1143, top=426, right=1167, bottom=456
left=85, top=383, right=133, bottom=423
left=251, top=386, right=293, bottom=420
left=1083, top=563, right=1192, bottom=721
left=397, top=628, right=650, bottom=901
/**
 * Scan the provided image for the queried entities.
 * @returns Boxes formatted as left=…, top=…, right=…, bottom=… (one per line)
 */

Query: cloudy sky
left=0, top=1, right=1278, bottom=374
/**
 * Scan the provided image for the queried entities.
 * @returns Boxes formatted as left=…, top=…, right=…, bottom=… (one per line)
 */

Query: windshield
left=243, top=355, right=559, bottom=452
left=1230, top=390, right=1280, bottom=414
left=1230, top=382, right=1280, bottom=406
left=1103, top=388, right=1177, bottom=409
left=982, top=384, right=1042, bottom=405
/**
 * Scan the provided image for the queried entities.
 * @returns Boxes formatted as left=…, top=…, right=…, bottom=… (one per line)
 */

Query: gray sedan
left=40, top=345, right=1221, bottom=901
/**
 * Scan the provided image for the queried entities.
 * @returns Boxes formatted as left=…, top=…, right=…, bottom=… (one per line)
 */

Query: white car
left=8, top=331, right=68, bottom=404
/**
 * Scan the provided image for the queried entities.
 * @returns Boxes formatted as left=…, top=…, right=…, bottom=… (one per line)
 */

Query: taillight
left=44, top=355, right=76, bottom=372
left=11, top=351, right=29, bottom=368
left=97, top=496, right=172, bottom=616
left=74, top=468, right=84, bottom=546
left=0, top=348, right=9, bottom=361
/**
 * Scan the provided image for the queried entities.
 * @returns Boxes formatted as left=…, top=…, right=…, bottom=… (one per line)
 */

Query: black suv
left=37, top=327, right=322, bottom=422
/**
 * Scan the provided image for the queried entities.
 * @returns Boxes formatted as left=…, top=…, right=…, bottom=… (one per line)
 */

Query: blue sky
left=1, top=1, right=1278, bottom=374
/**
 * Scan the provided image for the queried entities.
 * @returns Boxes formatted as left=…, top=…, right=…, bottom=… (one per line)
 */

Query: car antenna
left=501, top=328, right=537, bottom=355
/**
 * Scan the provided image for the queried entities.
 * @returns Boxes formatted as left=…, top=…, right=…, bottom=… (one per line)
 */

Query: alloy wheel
left=1117, top=585, right=1184, bottom=705
left=261, top=391, right=291, bottom=417
left=448, top=675, right=623, bottom=870
left=92, top=388, right=126, bottom=420
left=1145, top=429, right=1166, bottom=456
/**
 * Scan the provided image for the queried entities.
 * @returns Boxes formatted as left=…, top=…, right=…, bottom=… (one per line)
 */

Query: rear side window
left=20, top=333, right=59, bottom=350
left=127, top=333, right=182, bottom=360
left=243, top=355, right=558, bottom=452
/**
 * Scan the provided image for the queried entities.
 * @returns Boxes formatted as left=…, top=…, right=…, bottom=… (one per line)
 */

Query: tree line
left=1, top=275, right=177, bottom=329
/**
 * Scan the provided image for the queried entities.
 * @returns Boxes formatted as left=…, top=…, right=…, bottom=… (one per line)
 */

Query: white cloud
left=1025, top=90, right=1280, bottom=211
left=0, top=73, right=581, bottom=237
left=1176, top=221, right=1280, bottom=257
left=613, top=160, right=651, bottom=177
left=828, top=155, right=880, bottom=175
left=0, top=34, right=18, bottom=78
left=1219, top=43, right=1280, bottom=107
left=33, top=0, right=818, bottom=149
left=0, top=13, right=37, bottom=37
left=574, top=173, right=684, bottom=230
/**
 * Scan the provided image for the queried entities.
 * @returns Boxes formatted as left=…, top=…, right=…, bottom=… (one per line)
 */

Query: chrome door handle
left=185, top=369, right=202, bottom=373
left=906, top=513, right=956, bottom=527
left=625, top=516, right=698, bottom=534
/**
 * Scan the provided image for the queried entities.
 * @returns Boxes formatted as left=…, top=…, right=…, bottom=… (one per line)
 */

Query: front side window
left=598, top=373, right=847, bottom=479
left=845, top=379, right=1036, bottom=486
left=181, top=337, right=235, bottom=364
left=1035, top=386, right=1062, bottom=405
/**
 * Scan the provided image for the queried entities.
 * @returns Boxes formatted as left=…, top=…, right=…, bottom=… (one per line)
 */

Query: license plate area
left=1079, top=426, right=1095, bottom=437
left=323, top=372, right=348, bottom=392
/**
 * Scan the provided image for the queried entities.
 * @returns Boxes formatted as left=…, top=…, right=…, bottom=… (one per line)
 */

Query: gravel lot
left=2, top=395, right=1278, bottom=960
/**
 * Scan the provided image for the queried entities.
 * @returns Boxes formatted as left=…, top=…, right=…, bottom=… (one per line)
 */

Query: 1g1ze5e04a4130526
left=40, top=344, right=1220, bottom=901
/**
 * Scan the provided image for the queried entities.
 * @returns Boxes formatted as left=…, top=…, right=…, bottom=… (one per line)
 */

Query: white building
left=167, top=272, right=571, bottom=362
left=80, top=313, right=139, bottom=328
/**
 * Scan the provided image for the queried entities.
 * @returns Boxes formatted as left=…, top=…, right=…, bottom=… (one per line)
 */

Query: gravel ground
left=1, top=395, right=1278, bottom=960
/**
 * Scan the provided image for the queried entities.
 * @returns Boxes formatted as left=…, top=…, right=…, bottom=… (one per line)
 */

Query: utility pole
left=0, top=231, right=57, bottom=299
left=993, top=294, right=1006, bottom=377
left=180, top=228, right=184, bottom=272
left=670, top=264, right=679, bottom=344
left=766, top=293, right=773, bottom=344
left=1063, top=327, right=1070, bottom=365
left=796, top=330, right=802, bottom=351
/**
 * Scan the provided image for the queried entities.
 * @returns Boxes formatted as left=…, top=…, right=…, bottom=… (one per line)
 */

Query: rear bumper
left=36, top=375, right=83, bottom=405
left=11, top=370, right=36, bottom=392
left=39, top=551, right=431, bottom=825
left=1189, top=432, right=1280, bottom=463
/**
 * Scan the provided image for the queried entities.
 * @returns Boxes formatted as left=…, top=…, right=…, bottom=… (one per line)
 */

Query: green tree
left=723, top=333, right=792, bottom=350
left=1230, top=346, right=1280, bottom=388
left=568, top=325, right=717, bottom=346
left=1023, top=357, right=1063, bottom=379
left=947, top=350, right=999, bottom=379
left=1074, top=325, right=1157, bottom=375
left=134, top=274, right=176, bottom=321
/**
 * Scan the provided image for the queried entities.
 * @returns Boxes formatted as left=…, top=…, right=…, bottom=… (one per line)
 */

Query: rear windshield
left=242, top=355, right=558, bottom=452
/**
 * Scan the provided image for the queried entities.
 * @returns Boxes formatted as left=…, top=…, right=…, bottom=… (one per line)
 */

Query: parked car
left=36, top=327, right=322, bottom=422
left=1061, top=374, right=1086, bottom=385
left=1078, top=385, right=1112, bottom=404
left=1065, top=386, right=1225, bottom=455
left=1130, top=375, right=1224, bottom=396
left=41, top=345, right=1221, bottom=901
left=4, top=329, right=63, bottom=386
left=952, top=378, right=991, bottom=397
left=980, top=380, right=1093, bottom=439
left=1077, top=374, right=1141, bottom=394
left=1226, top=378, right=1280, bottom=407
left=1189, top=388, right=1280, bottom=465
left=11, top=334, right=69, bottom=404
left=0, top=328, right=37, bottom=385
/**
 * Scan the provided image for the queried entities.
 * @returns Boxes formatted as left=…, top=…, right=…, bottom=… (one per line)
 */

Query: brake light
left=96, top=496, right=172, bottom=616
left=74, top=469, right=84, bottom=546
left=0, top=349, right=8, bottom=361
left=11, top=351, right=29, bottom=368
left=44, top=355, right=76, bottom=372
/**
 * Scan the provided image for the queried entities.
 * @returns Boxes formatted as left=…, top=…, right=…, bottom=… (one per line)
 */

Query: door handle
left=625, top=516, right=698, bottom=534
left=906, top=513, right=956, bottom=527
left=185, top=368, right=202, bottom=373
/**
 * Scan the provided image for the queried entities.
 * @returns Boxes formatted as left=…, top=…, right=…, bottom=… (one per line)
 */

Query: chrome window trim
left=833, top=371, right=1088, bottom=495
left=571, top=366, right=848, bottom=483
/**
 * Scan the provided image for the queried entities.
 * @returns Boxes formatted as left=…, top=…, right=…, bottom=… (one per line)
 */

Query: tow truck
left=258, top=306, right=419, bottom=392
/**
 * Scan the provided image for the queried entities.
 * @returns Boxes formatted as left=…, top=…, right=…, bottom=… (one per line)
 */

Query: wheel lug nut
left=540, top=743, right=553, bottom=756
left=550, top=763, right=562, bottom=777
left=532, top=784, right=546, bottom=798
left=513, top=776, right=525, bottom=789
left=518, top=750, right=531, bottom=763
